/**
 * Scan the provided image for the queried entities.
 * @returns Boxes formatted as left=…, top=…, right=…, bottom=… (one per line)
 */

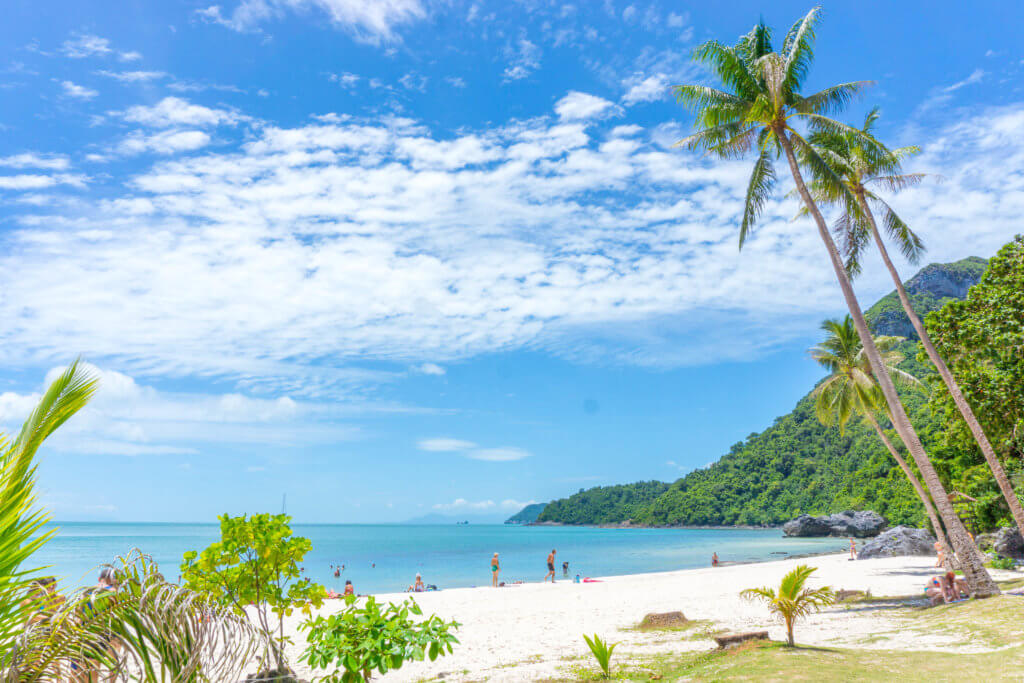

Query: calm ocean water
left=34, top=523, right=846, bottom=594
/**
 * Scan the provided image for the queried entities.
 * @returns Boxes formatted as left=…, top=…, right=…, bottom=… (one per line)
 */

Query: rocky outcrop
left=867, top=257, right=987, bottom=339
left=858, top=526, right=936, bottom=559
left=639, top=611, right=688, bottom=629
left=983, top=527, right=1024, bottom=559
left=782, top=510, right=886, bottom=538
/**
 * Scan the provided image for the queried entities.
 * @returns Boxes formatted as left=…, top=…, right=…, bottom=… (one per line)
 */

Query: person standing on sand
left=849, top=538, right=857, bottom=560
left=491, top=553, right=500, bottom=587
left=545, top=549, right=557, bottom=583
left=934, top=541, right=944, bottom=568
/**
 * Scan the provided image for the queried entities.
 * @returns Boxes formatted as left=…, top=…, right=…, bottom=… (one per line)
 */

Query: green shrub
left=300, top=595, right=459, bottom=682
left=989, top=556, right=1017, bottom=570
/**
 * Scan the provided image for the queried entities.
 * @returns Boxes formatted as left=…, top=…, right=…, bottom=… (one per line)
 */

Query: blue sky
left=1, top=1, right=1022, bottom=523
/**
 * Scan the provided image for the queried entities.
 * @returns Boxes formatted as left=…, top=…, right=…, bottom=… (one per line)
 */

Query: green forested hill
left=505, top=503, right=547, bottom=524
left=537, top=481, right=669, bottom=524
left=537, top=256, right=999, bottom=529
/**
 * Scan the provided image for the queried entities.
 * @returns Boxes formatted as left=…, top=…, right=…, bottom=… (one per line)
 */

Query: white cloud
left=416, top=363, right=445, bottom=375
left=0, top=174, right=86, bottom=190
left=96, top=70, right=168, bottom=83
left=944, top=68, right=986, bottom=92
left=470, top=447, right=531, bottom=462
left=503, top=37, right=541, bottom=81
left=197, top=0, right=427, bottom=44
left=118, top=97, right=240, bottom=127
left=0, top=98, right=1021, bottom=397
left=418, top=438, right=477, bottom=452
left=399, top=72, right=427, bottom=93
left=0, top=153, right=70, bottom=170
left=119, top=50, right=143, bottom=62
left=0, top=362, right=360, bottom=456
left=621, top=74, right=669, bottom=105
left=61, top=34, right=113, bottom=58
left=118, top=130, right=211, bottom=155
left=554, top=91, right=615, bottom=121
left=445, top=76, right=466, bottom=88
left=61, top=81, right=98, bottom=99
left=329, top=72, right=360, bottom=88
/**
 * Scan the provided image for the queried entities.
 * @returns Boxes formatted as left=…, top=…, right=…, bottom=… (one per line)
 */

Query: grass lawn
left=556, top=592, right=1024, bottom=682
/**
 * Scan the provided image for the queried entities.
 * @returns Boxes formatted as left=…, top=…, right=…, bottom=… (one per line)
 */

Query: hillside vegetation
left=536, top=254, right=1020, bottom=530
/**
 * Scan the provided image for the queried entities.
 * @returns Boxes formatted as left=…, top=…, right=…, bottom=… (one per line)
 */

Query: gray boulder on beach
left=782, top=510, right=886, bottom=538
left=857, top=525, right=936, bottom=559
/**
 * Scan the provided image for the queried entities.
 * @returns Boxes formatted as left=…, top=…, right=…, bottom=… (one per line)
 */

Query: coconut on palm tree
left=800, top=108, right=1024, bottom=539
left=741, top=564, right=834, bottom=646
left=671, top=6, right=998, bottom=595
left=810, top=316, right=953, bottom=568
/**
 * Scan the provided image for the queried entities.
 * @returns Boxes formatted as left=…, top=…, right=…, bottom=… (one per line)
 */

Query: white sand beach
left=278, top=553, right=1023, bottom=681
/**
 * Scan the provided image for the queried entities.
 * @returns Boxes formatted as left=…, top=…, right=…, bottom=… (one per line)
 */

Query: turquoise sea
left=34, top=523, right=846, bottom=594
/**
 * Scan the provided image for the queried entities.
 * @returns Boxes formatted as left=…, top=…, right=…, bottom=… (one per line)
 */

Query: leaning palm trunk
left=778, top=129, right=999, bottom=596
left=855, top=189, right=1024, bottom=538
left=863, top=412, right=954, bottom=571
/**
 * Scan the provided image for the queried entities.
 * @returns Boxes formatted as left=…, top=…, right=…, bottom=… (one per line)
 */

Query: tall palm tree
left=672, top=6, right=998, bottom=595
left=810, top=317, right=953, bottom=568
left=801, top=108, right=1024, bottom=539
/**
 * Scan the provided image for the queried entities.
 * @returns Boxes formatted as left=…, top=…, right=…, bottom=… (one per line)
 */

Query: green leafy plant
left=181, top=512, right=326, bottom=674
left=989, top=556, right=1017, bottom=571
left=8, top=550, right=268, bottom=682
left=582, top=633, right=617, bottom=679
left=299, top=594, right=459, bottom=682
left=740, top=565, right=835, bottom=646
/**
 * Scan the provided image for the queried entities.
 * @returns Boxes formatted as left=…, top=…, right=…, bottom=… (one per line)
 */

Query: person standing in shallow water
left=491, top=553, right=500, bottom=587
left=545, top=549, right=557, bottom=583
left=711, top=552, right=719, bottom=567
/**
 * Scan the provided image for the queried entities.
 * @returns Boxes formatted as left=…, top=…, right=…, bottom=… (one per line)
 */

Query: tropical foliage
left=582, top=633, right=617, bottom=679
left=300, top=595, right=459, bottom=682
left=181, top=513, right=326, bottom=673
left=925, top=236, right=1024, bottom=526
left=740, top=565, right=834, bottom=646
left=536, top=481, right=668, bottom=525
left=1, top=364, right=267, bottom=682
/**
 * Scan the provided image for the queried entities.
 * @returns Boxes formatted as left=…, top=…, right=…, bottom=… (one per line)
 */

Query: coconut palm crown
left=740, top=564, right=834, bottom=646
left=673, top=5, right=873, bottom=248
left=810, top=315, right=922, bottom=433
left=799, top=107, right=928, bottom=275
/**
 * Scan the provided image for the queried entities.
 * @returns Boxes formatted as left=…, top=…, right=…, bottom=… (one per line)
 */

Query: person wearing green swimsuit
left=491, top=552, right=500, bottom=587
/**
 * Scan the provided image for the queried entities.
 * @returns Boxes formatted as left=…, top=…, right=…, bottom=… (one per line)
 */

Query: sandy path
left=276, top=553, right=1021, bottom=682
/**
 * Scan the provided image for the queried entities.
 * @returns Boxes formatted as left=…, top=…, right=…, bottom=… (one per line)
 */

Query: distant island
left=507, top=256, right=988, bottom=529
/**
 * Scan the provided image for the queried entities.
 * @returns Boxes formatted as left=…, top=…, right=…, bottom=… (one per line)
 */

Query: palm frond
left=781, top=6, right=820, bottom=94
left=868, top=173, right=928, bottom=193
left=794, top=81, right=872, bottom=116
left=875, top=197, right=926, bottom=264
left=739, top=148, right=777, bottom=249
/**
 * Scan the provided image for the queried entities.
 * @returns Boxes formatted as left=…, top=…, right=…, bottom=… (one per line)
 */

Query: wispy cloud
left=417, top=438, right=531, bottom=462
left=621, top=74, right=669, bottom=105
left=0, top=153, right=70, bottom=170
left=503, top=36, right=541, bottom=81
left=60, top=80, right=98, bottom=99
left=196, top=0, right=427, bottom=45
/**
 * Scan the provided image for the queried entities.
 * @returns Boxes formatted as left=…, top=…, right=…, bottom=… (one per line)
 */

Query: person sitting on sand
left=343, top=580, right=354, bottom=596
left=545, top=549, right=557, bottom=583
left=407, top=574, right=425, bottom=592
left=925, top=572, right=958, bottom=605
left=491, top=553, right=500, bottom=587
left=21, top=577, right=63, bottom=626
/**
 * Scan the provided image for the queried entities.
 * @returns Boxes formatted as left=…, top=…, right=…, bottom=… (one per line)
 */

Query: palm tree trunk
left=777, top=130, right=998, bottom=597
left=863, top=412, right=954, bottom=571
left=856, top=190, right=1024, bottom=538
